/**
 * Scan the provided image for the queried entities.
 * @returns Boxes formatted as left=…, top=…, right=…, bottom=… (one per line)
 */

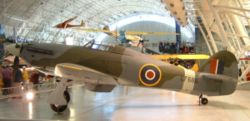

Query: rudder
left=200, top=51, right=238, bottom=79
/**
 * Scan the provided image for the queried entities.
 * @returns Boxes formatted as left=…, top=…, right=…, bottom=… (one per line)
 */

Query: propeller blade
left=13, top=56, right=19, bottom=68
left=13, top=56, right=20, bottom=82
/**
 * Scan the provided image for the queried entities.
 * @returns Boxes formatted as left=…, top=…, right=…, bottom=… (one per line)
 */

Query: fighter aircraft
left=54, top=16, right=85, bottom=29
left=5, top=42, right=238, bottom=113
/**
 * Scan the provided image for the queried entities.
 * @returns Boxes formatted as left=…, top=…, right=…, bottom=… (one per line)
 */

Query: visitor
left=158, top=42, right=164, bottom=53
left=2, top=65, right=12, bottom=95
left=30, top=71, right=40, bottom=90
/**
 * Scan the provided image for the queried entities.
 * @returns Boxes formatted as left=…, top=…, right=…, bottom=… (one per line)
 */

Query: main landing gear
left=50, top=89, right=70, bottom=113
left=49, top=78, right=73, bottom=113
left=199, top=93, right=208, bottom=105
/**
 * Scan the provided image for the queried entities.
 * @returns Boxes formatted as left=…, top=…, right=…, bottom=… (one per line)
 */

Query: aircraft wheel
left=64, top=90, right=70, bottom=103
left=201, top=98, right=208, bottom=105
left=50, top=104, right=67, bottom=113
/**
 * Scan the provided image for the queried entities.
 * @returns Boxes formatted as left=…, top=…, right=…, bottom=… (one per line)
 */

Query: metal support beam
left=229, top=14, right=250, bottom=46
left=207, top=0, right=234, bottom=52
left=225, top=15, right=243, bottom=52
left=220, top=10, right=250, bottom=20
left=221, top=14, right=239, bottom=51
left=196, top=19, right=213, bottom=55
left=235, top=0, right=250, bottom=32
left=197, top=10, right=218, bottom=53
left=213, top=5, right=250, bottom=12
left=224, top=14, right=247, bottom=70
left=239, top=64, right=250, bottom=81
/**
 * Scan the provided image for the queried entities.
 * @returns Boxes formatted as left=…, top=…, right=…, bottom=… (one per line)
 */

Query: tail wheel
left=199, top=93, right=208, bottom=105
left=201, top=98, right=208, bottom=105
left=50, top=104, right=67, bottom=113
left=64, top=90, right=70, bottom=103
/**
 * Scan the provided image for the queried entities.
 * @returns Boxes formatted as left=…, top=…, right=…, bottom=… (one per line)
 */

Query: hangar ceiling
left=1, top=0, right=250, bottom=80
left=0, top=0, right=249, bottom=55
left=0, top=0, right=172, bottom=44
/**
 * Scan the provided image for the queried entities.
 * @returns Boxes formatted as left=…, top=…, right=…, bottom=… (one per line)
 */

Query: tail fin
left=80, top=20, right=85, bottom=27
left=102, top=25, right=113, bottom=36
left=200, top=51, right=238, bottom=79
left=103, top=25, right=110, bottom=31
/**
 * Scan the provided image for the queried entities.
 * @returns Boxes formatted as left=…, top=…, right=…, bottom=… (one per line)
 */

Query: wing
left=125, top=31, right=179, bottom=36
left=60, top=16, right=77, bottom=24
left=151, top=54, right=210, bottom=60
left=55, top=63, right=117, bottom=85
left=72, top=28, right=178, bottom=37
left=125, top=35, right=142, bottom=42
left=54, top=16, right=78, bottom=28
left=55, top=63, right=117, bottom=92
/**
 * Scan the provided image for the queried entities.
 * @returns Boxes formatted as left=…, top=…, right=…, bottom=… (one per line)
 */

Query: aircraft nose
left=5, top=44, right=21, bottom=56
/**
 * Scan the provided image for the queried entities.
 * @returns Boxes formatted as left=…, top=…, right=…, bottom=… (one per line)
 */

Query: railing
left=0, top=81, right=57, bottom=99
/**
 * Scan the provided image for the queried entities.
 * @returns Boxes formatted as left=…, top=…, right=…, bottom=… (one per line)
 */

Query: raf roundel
left=139, top=64, right=162, bottom=87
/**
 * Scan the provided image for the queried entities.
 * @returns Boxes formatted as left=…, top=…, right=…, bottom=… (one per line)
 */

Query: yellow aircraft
left=55, top=17, right=208, bottom=72
left=151, top=54, right=210, bottom=72
left=54, top=17, right=178, bottom=43
left=74, top=26, right=179, bottom=43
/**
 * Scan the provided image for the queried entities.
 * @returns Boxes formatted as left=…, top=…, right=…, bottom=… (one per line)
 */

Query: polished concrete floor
left=0, top=85, right=250, bottom=121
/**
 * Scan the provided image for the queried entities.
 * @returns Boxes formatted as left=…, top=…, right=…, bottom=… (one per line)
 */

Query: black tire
left=64, top=90, right=70, bottom=103
left=201, top=98, right=208, bottom=105
left=50, top=104, right=67, bottom=113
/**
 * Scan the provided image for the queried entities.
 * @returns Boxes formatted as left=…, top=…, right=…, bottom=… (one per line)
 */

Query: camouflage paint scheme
left=6, top=43, right=238, bottom=96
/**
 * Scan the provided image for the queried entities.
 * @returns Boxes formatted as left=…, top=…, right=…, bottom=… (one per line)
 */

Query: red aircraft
left=54, top=16, right=85, bottom=29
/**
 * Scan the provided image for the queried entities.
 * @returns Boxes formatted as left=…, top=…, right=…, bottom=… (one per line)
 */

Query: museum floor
left=0, top=85, right=250, bottom=121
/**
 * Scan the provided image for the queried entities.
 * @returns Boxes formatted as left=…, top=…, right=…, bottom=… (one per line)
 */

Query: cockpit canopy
left=83, top=40, right=125, bottom=55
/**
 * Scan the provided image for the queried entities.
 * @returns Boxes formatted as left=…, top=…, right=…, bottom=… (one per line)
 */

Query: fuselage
left=6, top=43, right=237, bottom=96
left=18, top=43, right=191, bottom=90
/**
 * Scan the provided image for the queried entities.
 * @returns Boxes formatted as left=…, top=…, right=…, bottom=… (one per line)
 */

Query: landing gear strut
left=50, top=104, right=68, bottom=113
left=199, top=93, right=208, bottom=105
left=64, top=90, right=70, bottom=103
left=49, top=78, right=73, bottom=113
left=50, top=89, right=70, bottom=113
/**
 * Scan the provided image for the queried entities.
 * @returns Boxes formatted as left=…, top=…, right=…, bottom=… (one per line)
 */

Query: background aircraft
left=54, top=17, right=178, bottom=44
left=151, top=54, right=210, bottom=72
left=54, top=16, right=85, bottom=29
left=5, top=42, right=238, bottom=113
left=74, top=26, right=178, bottom=44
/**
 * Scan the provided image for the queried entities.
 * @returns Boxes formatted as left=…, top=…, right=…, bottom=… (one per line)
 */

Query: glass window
left=83, top=40, right=114, bottom=52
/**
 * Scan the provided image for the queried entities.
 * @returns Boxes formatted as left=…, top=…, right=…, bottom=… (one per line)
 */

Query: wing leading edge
left=55, top=63, right=117, bottom=92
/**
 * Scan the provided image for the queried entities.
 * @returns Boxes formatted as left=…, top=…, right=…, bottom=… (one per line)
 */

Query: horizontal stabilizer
left=151, top=54, right=210, bottom=60
left=198, top=73, right=238, bottom=95
left=237, top=82, right=250, bottom=90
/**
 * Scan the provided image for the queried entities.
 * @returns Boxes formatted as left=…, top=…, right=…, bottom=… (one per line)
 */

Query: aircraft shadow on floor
left=208, top=100, right=248, bottom=110
left=115, top=104, right=199, bottom=109
left=51, top=108, right=70, bottom=120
